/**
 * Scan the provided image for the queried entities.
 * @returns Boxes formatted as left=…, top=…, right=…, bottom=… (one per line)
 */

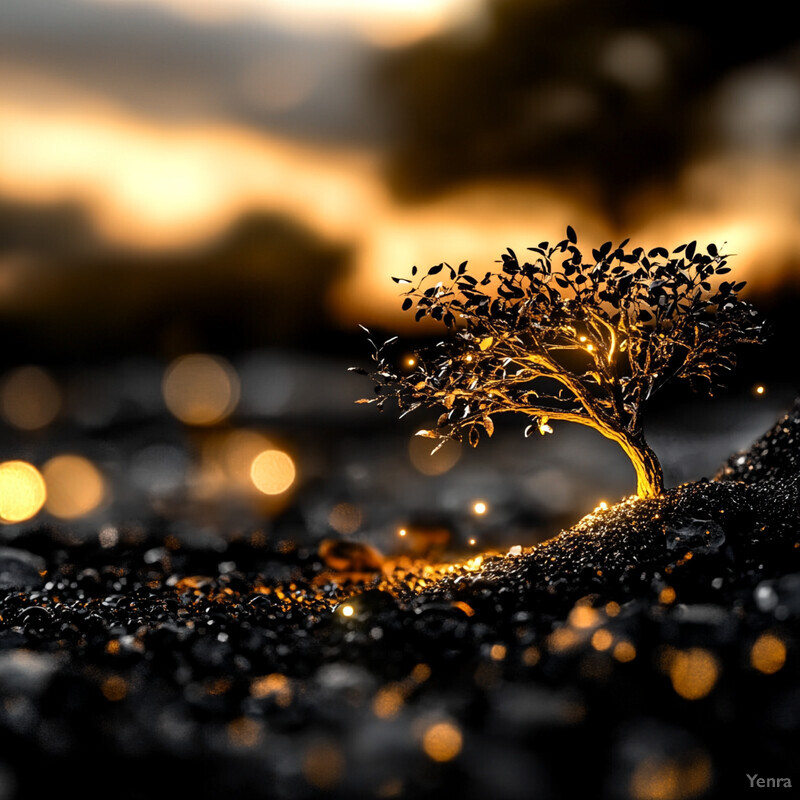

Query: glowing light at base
left=0, top=461, right=47, bottom=523
left=0, top=366, right=61, bottom=430
left=472, top=501, right=488, bottom=515
left=162, top=354, right=240, bottom=426
left=250, top=449, right=296, bottom=495
left=42, top=455, right=106, bottom=519
left=422, top=721, right=463, bottom=762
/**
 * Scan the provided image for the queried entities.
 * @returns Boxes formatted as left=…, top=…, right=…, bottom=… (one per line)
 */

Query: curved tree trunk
left=599, top=427, right=664, bottom=499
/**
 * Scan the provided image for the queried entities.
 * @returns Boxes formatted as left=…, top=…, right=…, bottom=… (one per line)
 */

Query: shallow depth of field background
left=1, top=0, right=799, bottom=548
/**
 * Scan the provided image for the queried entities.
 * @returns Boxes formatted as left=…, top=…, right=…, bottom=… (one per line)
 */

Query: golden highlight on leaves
left=355, top=229, right=764, bottom=499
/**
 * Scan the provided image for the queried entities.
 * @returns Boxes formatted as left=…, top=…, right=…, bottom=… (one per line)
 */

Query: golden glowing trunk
left=599, top=427, right=664, bottom=499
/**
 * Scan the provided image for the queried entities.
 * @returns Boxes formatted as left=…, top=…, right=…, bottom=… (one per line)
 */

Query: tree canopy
left=354, top=229, right=765, bottom=498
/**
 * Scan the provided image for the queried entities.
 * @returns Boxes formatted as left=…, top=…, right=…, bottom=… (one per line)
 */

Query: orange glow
left=472, top=501, right=487, bottom=515
left=373, top=684, right=405, bottom=719
left=569, top=604, right=600, bottom=629
left=328, top=502, right=363, bottom=535
left=42, top=455, right=106, bottom=519
left=669, top=648, right=719, bottom=700
left=750, top=632, right=787, bottom=675
left=162, top=354, right=240, bottom=426
left=0, top=461, right=47, bottom=524
left=332, top=182, right=607, bottom=329
left=0, top=95, right=382, bottom=252
left=591, top=629, right=614, bottom=651
left=547, top=626, right=581, bottom=653
left=605, top=601, right=621, bottom=617
left=303, top=741, right=345, bottom=791
left=659, top=586, right=677, bottom=605
left=613, top=640, right=637, bottom=663
left=490, top=644, right=507, bottom=661
left=629, top=153, right=800, bottom=295
left=422, top=721, right=463, bottom=763
left=0, top=366, right=61, bottom=430
left=220, top=429, right=272, bottom=489
left=251, top=673, right=292, bottom=707
left=2, top=68, right=794, bottom=337
left=409, top=434, right=461, bottom=476
left=101, top=676, right=128, bottom=702
left=629, top=753, right=712, bottom=800
left=411, top=663, right=431, bottom=683
left=522, top=646, right=541, bottom=666
left=227, top=717, right=262, bottom=749
left=250, top=449, right=296, bottom=495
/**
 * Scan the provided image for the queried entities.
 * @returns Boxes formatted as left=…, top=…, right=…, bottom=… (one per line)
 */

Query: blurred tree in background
left=380, top=0, right=800, bottom=222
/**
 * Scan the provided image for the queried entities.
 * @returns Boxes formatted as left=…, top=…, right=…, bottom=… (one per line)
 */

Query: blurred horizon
left=2, top=0, right=800, bottom=370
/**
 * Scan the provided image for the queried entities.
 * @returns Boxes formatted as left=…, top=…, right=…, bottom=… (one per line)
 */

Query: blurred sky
left=3, top=0, right=800, bottom=366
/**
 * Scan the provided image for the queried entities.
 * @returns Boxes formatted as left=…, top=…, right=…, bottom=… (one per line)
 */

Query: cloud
left=0, top=0, right=385, bottom=144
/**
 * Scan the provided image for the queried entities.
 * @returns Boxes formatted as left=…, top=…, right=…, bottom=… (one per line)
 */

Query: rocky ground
left=0, top=393, right=798, bottom=800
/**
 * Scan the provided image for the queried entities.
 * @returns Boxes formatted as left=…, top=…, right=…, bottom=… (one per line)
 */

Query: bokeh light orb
left=162, top=354, right=240, bottom=426
left=0, top=366, right=61, bottom=430
left=750, top=632, right=786, bottom=675
left=422, top=721, right=463, bottom=762
left=408, top=433, right=461, bottom=475
left=42, top=455, right=106, bottom=519
left=0, top=461, right=47, bottom=523
left=250, top=449, right=296, bottom=495
left=221, top=429, right=272, bottom=488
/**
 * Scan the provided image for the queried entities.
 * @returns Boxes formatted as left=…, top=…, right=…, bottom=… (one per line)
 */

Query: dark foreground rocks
left=1, top=402, right=799, bottom=799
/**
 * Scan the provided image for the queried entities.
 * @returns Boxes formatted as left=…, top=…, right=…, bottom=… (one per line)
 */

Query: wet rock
left=665, top=518, right=726, bottom=555
left=718, top=397, right=800, bottom=484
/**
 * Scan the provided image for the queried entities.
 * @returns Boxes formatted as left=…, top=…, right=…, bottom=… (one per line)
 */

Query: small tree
left=353, top=228, right=764, bottom=498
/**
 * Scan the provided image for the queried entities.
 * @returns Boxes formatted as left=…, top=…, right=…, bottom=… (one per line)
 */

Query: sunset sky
left=3, top=0, right=800, bottom=337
